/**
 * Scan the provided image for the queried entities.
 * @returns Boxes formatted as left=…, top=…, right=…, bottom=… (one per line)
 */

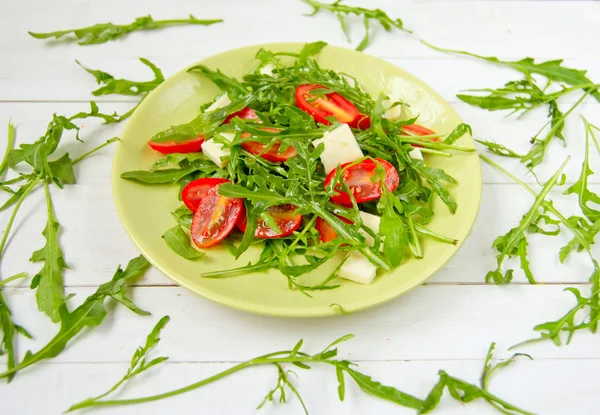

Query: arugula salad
left=122, top=42, right=473, bottom=289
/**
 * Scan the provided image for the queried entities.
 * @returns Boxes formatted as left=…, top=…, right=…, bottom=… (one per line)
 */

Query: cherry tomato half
left=237, top=204, right=302, bottom=238
left=315, top=215, right=353, bottom=243
left=148, top=135, right=204, bottom=154
left=241, top=127, right=297, bottom=163
left=324, top=158, right=400, bottom=205
left=349, top=113, right=371, bottom=130
left=224, top=107, right=259, bottom=124
left=402, top=124, right=436, bottom=136
left=191, top=185, right=243, bottom=248
left=295, top=84, right=359, bottom=125
left=181, top=178, right=230, bottom=212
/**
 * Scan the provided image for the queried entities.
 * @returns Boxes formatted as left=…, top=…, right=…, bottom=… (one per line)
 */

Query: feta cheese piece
left=313, top=124, right=364, bottom=173
left=358, top=211, right=381, bottom=247
left=382, top=98, right=403, bottom=120
left=205, top=94, right=231, bottom=112
left=201, top=132, right=235, bottom=168
left=408, top=147, right=424, bottom=161
left=259, top=64, right=275, bottom=75
left=339, top=252, right=378, bottom=284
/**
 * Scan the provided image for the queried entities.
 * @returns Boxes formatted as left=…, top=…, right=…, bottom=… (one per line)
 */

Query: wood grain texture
left=1, top=1, right=599, bottom=414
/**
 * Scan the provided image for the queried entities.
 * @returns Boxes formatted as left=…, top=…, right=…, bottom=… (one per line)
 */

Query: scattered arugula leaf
left=29, top=15, right=223, bottom=45
left=303, top=0, right=410, bottom=51
left=0, top=121, right=16, bottom=178
left=485, top=157, right=570, bottom=284
left=68, top=316, right=170, bottom=412
left=77, top=58, right=164, bottom=97
left=29, top=181, right=68, bottom=322
left=0, top=255, right=151, bottom=380
left=420, top=343, right=535, bottom=415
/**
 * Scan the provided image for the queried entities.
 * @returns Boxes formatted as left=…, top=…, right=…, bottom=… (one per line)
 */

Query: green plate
left=113, top=43, right=482, bottom=317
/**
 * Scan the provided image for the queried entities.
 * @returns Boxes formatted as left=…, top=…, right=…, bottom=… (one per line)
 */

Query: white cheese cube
left=339, top=252, right=377, bottom=284
left=383, top=98, right=402, bottom=120
left=408, top=147, right=424, bottom=161
left=205, top=94, right=231, bottom=112
left=259, top=64, right=275, bottom=75
left=201, top=132, right=235, bottom=168
left=313, top=124, right=364, bottom=173
left=358, top=211, right=381, bottom=247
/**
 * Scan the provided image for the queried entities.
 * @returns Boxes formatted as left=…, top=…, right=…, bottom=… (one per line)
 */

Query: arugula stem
left=480, top=155, right=590, bottom=250
left=0, top=175, right=43, bottom=260
left=398, top=138, right=475, bottom=152
left=0, top=272, right=28, bottom=289
left=72, top=137, right=119, bottom=165
left=0, top=121, right=16, bottom=178
left=414, top=224, right=458, bottom=245
left=418, top=148, right=451, bottom=157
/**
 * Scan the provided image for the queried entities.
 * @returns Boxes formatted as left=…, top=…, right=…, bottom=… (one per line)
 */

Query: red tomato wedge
left=315, top=215, right=353, bottom=243
left=148, top=135, right=204, bottom=154
left=241, top=127, right=297, bottom=162
left=224, top=107, right=259, bottom=124
left=324, top=158, right=400, bottom=205
left=191, top=185, right=243, bottom=248
left=181, top=178, right=229, bottom=212
left=237, top=204, right=302, bottom=238
left=349, top=113, right=371, bottom=130
left=295, top=84, right=359, bottom=125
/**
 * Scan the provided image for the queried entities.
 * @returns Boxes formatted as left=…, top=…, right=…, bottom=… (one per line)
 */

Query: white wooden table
left=1, top=0, right=599, bottom=413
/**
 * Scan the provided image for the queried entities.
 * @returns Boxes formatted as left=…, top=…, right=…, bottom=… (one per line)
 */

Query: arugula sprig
left=29, top=15, right=223, bottom=45
left=77, top=58, right=164, bottom=122
left=67, top=332, right=533, bottom=415
left=68, top=316, right=169, bottom=411
left=303, top=0, right=410, bottom=51
left=424, top=41, right=599, bottom=169
left=485, top=157, right=570, bottom=284
left=0, top=256, right=151, bottom=380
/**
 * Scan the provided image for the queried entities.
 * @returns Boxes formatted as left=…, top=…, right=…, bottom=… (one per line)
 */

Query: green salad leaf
left=78, top=58, right=164, bottom=96
left=303, top=0, right=410, bottom=51
left=0, top=255, right=151, bottom=380
left=30, top=182, right=68, bottom=322
left=29, top=15, right=223, bottom=45
left=162, top=226, right=204, bottom=260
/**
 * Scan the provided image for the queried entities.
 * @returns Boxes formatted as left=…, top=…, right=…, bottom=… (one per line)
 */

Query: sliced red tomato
left=224, top=107, right=259, bottom=124
left=191, top=185, right=243, bottom=248
left=148, top=135, right=204, bottom=154
left=181, top=178, right=230, bottom=212
left=237, top=204, right=302, bottom=238
left=241, top=127, right=297, bottom=162
left=324, top=158, right=400, bottom=205
left=349, top=113, right=371, bottom=130
left=295, top=84, right=359, bottom=125
left=315, top=215, right=353, bottom=243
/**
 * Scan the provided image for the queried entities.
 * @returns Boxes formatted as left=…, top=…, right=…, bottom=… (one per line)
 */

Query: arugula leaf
left=298, top=41, right=328, bottom=62
left=29, top=181, right=68, bottom=322
left=77, top=58, right=164, bottom=97
left=120, top=168, right=199, bottom=184
left=377, top=187, right=408, bottom=267
left=188, top=65, right=248, bottom=99
left=443, top=123, right=472, bottom=145
left=423, top=41, right=600, bottom=103
left=29, top=15, right=223, bottom=45
left=563, top=116, right=600, bottom=223
left=420, top=344, right=534, bottom=415
left=476, top=140, right=524, bottom=158
left=0, top=121, right=16, bottom=178
left=486, top=157, right=570, bottom=284
left=0, top=291, right=29, bottom=382
left=303, top=0, right=410, bottom=51
left=162, top=226, right=204, bottom=260
left=0, top=255, right=151, bottom=380
left=68, top=316, right=170, bottom=412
